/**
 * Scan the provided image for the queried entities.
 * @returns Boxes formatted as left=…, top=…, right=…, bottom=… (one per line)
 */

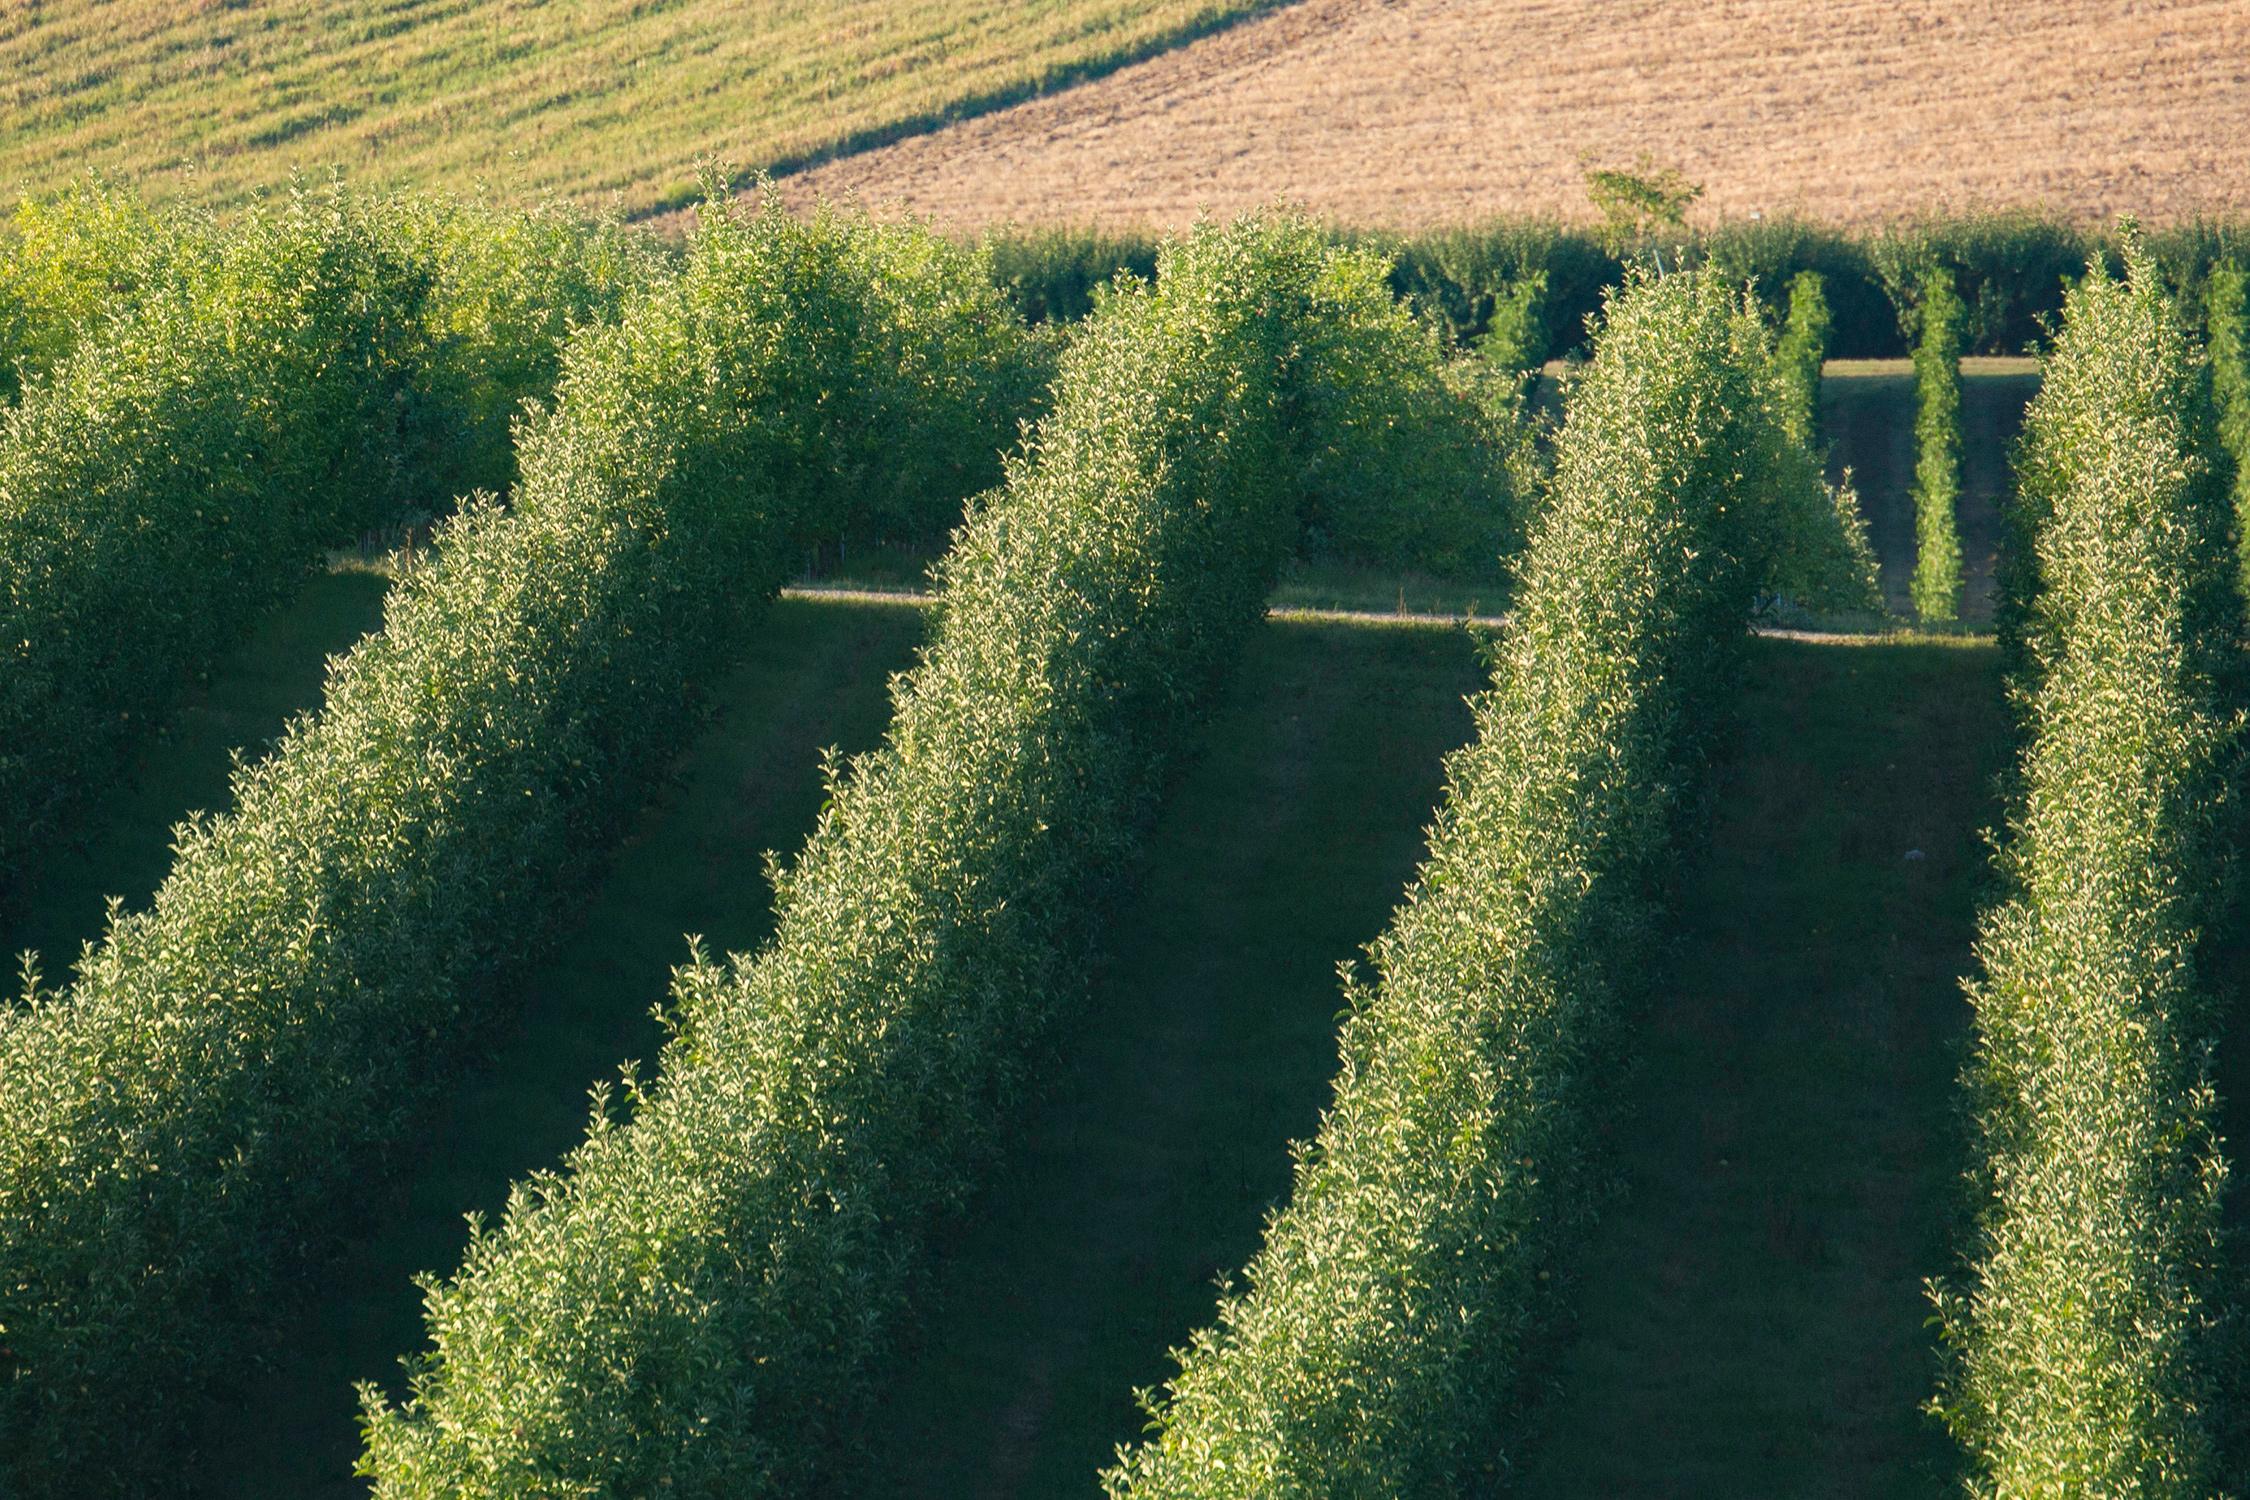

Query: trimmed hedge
left=0, top=196, right=1034, bottom=1496
left=1100, top=270, right=1858, bottom=1498
left=1774, top=268, right=1830, bottom=447
left=985, top=211, right=2250, bottom=364
left=354, top=216, right=1520, bottom=1498
left=1929, top=246, right=2244, bottom=1497
left=0, top=185, right=435, bottom=890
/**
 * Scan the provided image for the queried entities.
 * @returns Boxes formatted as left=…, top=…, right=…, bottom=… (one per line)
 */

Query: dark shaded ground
left=39, top=373, right=2033, bottom=1494
left=838, top=617, right=1484, bottom=1499
left=2, top=568, right=394, bottom=974
left=180, top=595, right=931, bottom=1497
left=1509, top=635, right=2010, bottom=1500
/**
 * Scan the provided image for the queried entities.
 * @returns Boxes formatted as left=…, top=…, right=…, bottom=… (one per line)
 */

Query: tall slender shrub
left=1775, top=268, right=1831, bottom=447
left=0, top=196, right=1034, bottom=1497
left=1909, top=265, right=1966, bottom=622
left=355, top=217, right=1519, bottom=1499
left=1928, top=246, right=2244, bottom=1499
left=1100, top=271, right=1860, bottom=1498
left=2206, top=259, right=2250, bottom=594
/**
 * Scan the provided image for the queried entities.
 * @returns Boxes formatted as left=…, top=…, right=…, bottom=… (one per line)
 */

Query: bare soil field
left=784, top=0, right=2250, bottom=230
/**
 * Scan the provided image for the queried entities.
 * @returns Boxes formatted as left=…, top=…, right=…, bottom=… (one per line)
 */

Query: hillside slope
left=785, top=0, right=2250, bottom=228
left=0, top=0, right=1276, bottom=216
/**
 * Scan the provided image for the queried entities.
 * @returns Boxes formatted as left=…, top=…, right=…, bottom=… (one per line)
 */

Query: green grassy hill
left=0, top=0, right=1275, bottom=217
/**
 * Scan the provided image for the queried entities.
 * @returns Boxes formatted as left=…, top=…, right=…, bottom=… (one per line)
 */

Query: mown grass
left=1510, top=634, right=2009, bottom=1500
left=1821, top=359, right=2040, bottom=623
left=175, top=593, right=929, bottom=1497
left=838, top=613, right=1483, bottom=1499
left=0, top=0, right=1281, bottom=218
left=1, top=568, right=392, bottom=973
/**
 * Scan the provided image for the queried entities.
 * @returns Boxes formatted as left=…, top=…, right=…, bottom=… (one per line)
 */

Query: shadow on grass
left=837, top=615, right=1485, bottom=1499
left=1509, top=633, right=2009, bottom=1500
left=178, top=595, right=930, bottom=1498
left=2, top=569, right=394, bottom=975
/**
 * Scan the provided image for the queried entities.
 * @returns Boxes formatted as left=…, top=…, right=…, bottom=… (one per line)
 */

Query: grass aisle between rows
left=1, top=570, right=391, bottom=973
left=1511, top=634, right=2007, bottom=1500
left=179, top=595, right=928, bottom=1498
left=845, top=616, right=1481, bottom=1499
left=1818, top=362, right=2037, bottom=624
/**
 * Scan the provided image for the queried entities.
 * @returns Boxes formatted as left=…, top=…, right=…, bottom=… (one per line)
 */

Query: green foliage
left=2207, top=259, right=2250, bottom=596
left=1700, top=276, right=1876, bottom=619
left=0, top=183, right=436, bottom=892
left=353, top=214, right=1504, bottom=1498
left=1908, top=265, right=1965, bottom=623
left=0, top=195, right=1029, bottom=1496
left=0, top=181, right=694, bottom=898
left=987, top=211, right=2250, bottom=366
left=983, top=223, right=1160, bottom=323
left=1282, top=254, right=1525, bottom=576
left=1099, top=270, right=1854, bottom=1498
left=1929, top=246, right=2244, bottom=1499
left=2143, top=221, right=2250, bottom=325
left=1375, top=219, right=1617, bottom=363
left=397, top=194, right=669, bottom=501
left=1474, top=269, right=1548, bottom=374
left=823, top=215, right=1061, bottom=543
left=1875, top=212, right=2087, bottom=355
left=1698, top=215, right=1889, bottom=357
left=984, top=219, right=1530, bottom=574
left=1774, top=269, right=1831, bottom=448
left=0, top=177, right=179, bottom=402
left=1582, top=157, right=1702, bottom=260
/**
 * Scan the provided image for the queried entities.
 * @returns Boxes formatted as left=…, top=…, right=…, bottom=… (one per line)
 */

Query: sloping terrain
left=785, top=0, right=2250, bottom=228
left=0, top=0, right=1277, bottom=216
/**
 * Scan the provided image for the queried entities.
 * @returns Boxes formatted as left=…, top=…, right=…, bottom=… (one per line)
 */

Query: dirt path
left=785, top=0, right=2250, bottom=230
